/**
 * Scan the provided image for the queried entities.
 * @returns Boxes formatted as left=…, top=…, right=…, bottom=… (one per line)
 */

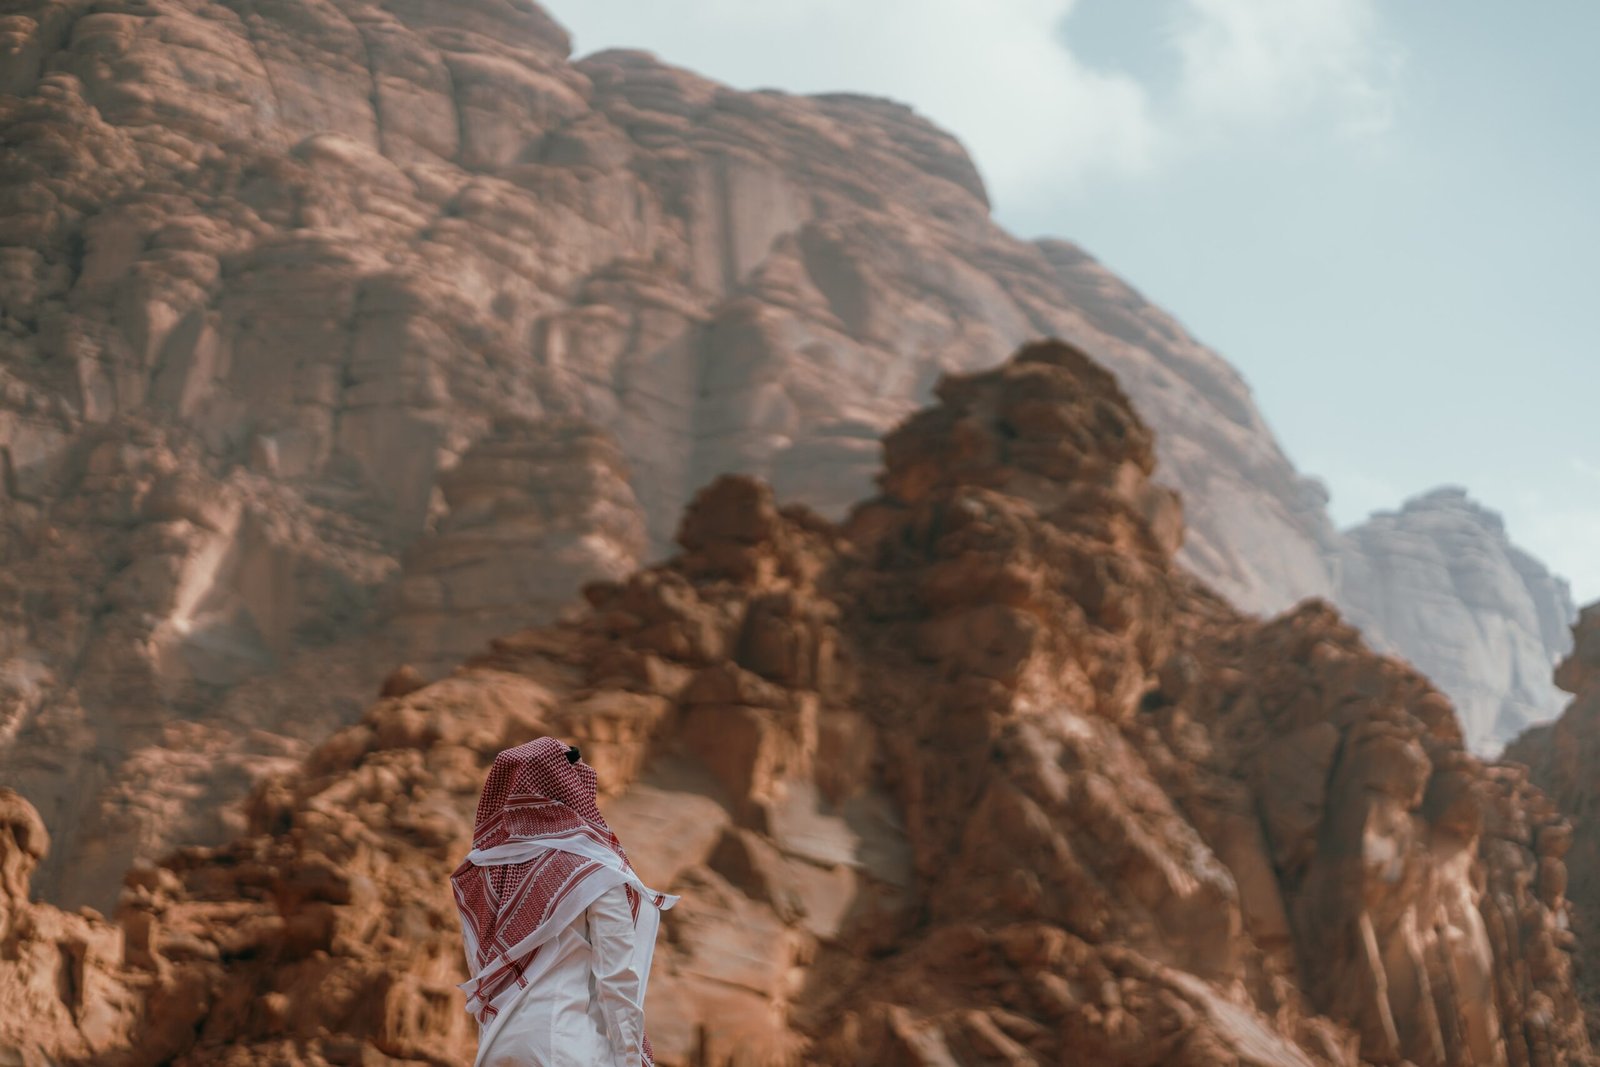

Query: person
left=451, top=737, right=678, bottom=1066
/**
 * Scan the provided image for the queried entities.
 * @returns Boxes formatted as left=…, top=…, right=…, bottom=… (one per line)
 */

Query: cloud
left=544, top=0, right=1403, bottom=207
left=1170, top=0, right=1401, bottom=139
left=545, top=0, right=1157, bottom=196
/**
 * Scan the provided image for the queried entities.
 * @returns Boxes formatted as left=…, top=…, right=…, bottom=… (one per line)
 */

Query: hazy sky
left=543, top=0, right=1599, bottom=604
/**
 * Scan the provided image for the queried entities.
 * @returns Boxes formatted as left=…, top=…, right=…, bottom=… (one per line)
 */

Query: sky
left=542, top=0, right=1599, bottom=604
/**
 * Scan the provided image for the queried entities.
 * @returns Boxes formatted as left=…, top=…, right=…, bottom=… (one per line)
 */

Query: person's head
left=472, top=736, right=602, bottom=843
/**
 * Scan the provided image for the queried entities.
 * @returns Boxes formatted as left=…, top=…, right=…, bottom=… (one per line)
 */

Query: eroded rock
left=0, top=343, right=1585, bottom=1066
left=1509, top=602, right=1600, bottom=1045
left=0, top=0, right=1572, bottom=928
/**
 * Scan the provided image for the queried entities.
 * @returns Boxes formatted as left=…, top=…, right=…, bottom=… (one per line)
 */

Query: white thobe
left=473, top=883, right=663, bottom=1067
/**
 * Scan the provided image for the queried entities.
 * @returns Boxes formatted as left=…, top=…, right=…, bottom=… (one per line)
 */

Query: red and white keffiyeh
left=451, top=737, right=675, bottom=1063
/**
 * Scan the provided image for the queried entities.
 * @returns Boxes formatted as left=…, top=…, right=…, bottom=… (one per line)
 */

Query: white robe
left=464, top=841, right=672, bottom=1067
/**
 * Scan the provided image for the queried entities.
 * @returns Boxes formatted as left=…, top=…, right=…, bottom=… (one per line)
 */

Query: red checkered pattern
left=452, top=737, right=660, bottom=1065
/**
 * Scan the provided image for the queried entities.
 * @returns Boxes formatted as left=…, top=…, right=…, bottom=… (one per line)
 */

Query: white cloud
left=1171, top=0, right=1401, bottom=139
left=546, top=0, right=1158, bottom=197
left=544, top=0, right=1403, bottom=206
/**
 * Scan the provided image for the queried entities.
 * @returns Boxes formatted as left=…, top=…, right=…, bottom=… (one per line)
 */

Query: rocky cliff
left=0, top=342, right=1591, bottom=1067
left=1339, top=488, right=1575, bottom=753
left=1508, top=602, right=1600, bottom=1041
left=0, top=0, right=1571, bottom=910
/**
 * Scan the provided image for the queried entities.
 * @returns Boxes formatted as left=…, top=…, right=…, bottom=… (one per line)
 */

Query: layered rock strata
left=1, top=342, right=1589, bottom=1067
left=0, top=0, right=1570, bottom=910
left=390, top=415, right=648, bottom=675
left=1340, top=488, right=1574, bottom=752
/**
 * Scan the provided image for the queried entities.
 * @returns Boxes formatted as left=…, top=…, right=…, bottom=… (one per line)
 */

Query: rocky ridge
left=0, top=0, right=1572, bottom=910
left=1508, top=602, right=1600, bottom=1041
left=1339, top=488, right=1575, bottom=753
left=0, top=342, right=1590, bottom=1067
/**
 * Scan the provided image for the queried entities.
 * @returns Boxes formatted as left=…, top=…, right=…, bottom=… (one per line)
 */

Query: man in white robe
left=452, top=738, right=677, bottom=1066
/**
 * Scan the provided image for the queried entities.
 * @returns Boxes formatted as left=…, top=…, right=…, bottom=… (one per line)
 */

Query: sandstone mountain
left=1508, top=601, right=1600, bottom=1042
left=0, top=0, right=1571, bottom=913
left=1, top=342, right=1591, bottom=1066
left=1339, top=487, right=1576, bottom=753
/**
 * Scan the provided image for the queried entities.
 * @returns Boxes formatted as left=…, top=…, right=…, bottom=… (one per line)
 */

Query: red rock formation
left=0, top=0, right=1569, bottom=908
left=2, top=342, right=1588, bottom=1066
left=390, top=415, right=648, bottom=675
left=1509, top=602, right=1600, bottom=1043
left=0, top=788, right=142, bottom=1066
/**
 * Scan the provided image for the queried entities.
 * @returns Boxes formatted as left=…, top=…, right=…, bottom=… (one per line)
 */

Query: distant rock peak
left=1337, top=482, right=1574, bottom=750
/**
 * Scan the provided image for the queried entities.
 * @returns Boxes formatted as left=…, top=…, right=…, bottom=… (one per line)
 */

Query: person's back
left=451, top=738, right=676, bottom=1067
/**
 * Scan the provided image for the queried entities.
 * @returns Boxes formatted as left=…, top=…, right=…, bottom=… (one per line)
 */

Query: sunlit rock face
left=0, top=0, right=1569, bottom=910
left=1509, top=602, right=1600, bottom=1042
left=2, top=342, right=1590, bottom=1067
left=0, top=788, right=145, bottom=1066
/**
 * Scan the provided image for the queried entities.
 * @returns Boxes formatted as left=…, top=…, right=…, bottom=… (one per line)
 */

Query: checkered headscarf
left=451, top=737, right=664, bottom=1064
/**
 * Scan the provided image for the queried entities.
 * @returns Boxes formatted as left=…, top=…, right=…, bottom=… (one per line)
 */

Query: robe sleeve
left=587, top=882, right=644, bottom=1066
